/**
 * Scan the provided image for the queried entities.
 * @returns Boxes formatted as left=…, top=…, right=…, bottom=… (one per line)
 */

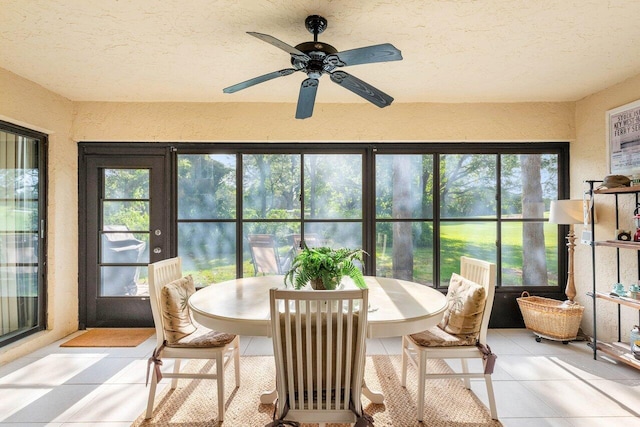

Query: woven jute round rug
left=132, top=355, right=502, bottom=427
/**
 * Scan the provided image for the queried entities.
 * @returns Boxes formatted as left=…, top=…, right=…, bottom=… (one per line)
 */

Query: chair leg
left=234, top=338, right=241, bottom=388
left=461, top=359, right=471, bottom=389
left=145, top=368, right=159, bottom=419
left=171, top=359, right=181, bottom=389
left=217, top=352, right=226, bottom=421
left=400, top=336, right=408, bottom=387
left=416, top=349, right=427, bottom=422
left=484, top=374, right=498, bottom=420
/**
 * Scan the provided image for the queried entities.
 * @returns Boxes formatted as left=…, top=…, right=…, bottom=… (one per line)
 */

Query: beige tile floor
left=0, top=329, right=639, bottom=426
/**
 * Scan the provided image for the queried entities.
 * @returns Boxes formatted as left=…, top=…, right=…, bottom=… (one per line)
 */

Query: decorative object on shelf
left=549, top=199, right=584, bottom=302
left=616, top=229, right=632, bottom=241
left=629, top=284, right=640, bottom=300
left=596, top=174, right=631, bottom=190
left=284, top=245, right=367, bottom=290
left=631, top=325, right=640, bottom=360
left=612, top=282, right=627, bottom=297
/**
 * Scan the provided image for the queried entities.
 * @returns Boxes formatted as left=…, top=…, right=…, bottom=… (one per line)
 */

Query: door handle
left=153, top=247, right=162, bottom=254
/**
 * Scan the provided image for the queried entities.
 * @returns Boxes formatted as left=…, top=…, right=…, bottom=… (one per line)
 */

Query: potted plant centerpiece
left=284, top=245, right=367, bottom=290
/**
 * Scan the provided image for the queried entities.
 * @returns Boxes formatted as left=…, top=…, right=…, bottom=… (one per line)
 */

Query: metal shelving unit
left=586, top=180, right=640, bottom=369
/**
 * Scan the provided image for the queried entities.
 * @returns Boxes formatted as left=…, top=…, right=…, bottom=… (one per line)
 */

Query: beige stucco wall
left=72, top=101, right=574, bottom=142
left=16, top=61, right=640, bottom=364
left=0, top=68, right=77, bottom=363
left=574, top=73, right=640, bottom=342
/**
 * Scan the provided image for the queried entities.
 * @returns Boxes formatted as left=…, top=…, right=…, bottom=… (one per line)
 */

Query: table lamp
left=549, top=199, right=584, bottom=302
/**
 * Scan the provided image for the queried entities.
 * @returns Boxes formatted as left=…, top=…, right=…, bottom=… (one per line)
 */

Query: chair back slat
left=270, top=288, right=368, bottom=422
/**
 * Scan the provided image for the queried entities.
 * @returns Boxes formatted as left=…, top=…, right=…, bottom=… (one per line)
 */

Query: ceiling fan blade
left=326, top=43, right=402, bottom=67
left=247, top=32, right=311, bottom=62
left=329, top=71, right=394, bottom=108
left=295, top=78, right=319, bottom=119
left=223, top=68, right=298, bottom=93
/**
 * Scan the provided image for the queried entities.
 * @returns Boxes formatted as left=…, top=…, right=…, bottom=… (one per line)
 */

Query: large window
left=175, top=143, right=568, bottom=296
left=0, top=121, right=47, bottom=347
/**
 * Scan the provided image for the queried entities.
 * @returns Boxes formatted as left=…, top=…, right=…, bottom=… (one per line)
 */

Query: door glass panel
left=104, top=169, right=149, bottom=199
left=102, top=201, right=149, bottom=230
left=243, top=154, right=300, bottom=219
left=100, top=169, right=149, bottom=297
left=0, top=129, right=42, bottom=344
left=440, top=154, right=497, bottom=218
left=304, top=154, right=362, bottom=219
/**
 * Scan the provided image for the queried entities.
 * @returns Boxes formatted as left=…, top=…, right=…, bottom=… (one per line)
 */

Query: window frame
left=0, top=120, right=48, bottom=347
left=174, top=142, right=570, bottom=295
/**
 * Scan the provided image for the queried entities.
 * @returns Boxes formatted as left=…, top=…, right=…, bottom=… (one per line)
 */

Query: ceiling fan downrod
left=305, top=15, right=327, bottom=42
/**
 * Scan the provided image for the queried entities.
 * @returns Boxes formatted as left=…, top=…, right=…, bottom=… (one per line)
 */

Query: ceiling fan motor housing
left=292, top=41, right=338, bottom=77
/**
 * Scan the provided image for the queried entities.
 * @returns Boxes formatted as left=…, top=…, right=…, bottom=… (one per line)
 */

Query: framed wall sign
left=607, top=99, right=640, bottom=176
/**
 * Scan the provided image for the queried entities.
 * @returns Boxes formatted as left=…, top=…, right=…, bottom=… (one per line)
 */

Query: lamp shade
left=549, top=199, right=584, bottom=225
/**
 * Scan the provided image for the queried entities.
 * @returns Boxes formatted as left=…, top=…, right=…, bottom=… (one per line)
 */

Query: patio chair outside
left=248, top=234, right=289, bottom=275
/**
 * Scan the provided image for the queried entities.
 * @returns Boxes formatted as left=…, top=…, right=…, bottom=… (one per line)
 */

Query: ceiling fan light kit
left=223, top=15, right=403, bottom=119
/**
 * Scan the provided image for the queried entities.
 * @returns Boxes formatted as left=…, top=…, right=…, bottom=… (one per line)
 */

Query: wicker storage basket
left=517, top=291, right=584, bottom=342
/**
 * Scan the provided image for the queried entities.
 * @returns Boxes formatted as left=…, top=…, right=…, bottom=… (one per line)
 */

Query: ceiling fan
left=223, top=15, right=403, bottom=119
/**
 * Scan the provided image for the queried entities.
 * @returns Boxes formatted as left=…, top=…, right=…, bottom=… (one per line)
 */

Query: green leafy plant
left=284, top=245, right=367, bottom=290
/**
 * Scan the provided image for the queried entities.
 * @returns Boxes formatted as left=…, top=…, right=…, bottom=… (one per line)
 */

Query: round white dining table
left=190, top=275, right=447, bottom=339
left=189, top=275, right=447, bottom=404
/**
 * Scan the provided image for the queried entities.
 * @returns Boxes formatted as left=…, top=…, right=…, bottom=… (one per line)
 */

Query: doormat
left=60, top=328, right=155, bottom=347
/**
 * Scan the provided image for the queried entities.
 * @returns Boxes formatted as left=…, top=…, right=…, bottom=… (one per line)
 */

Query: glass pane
left=375, top=222, right=433, bottom=285
left=0, top=201, right=38, bottom=231
left=178, top=222, right=236, bottom=286
left=440, top=221, right=497, bottom=287
left=0, top=266, right=39, bottom=329
left=376, top=154, right=433, bottom=219
left=243, top=154, right=300, bottom=219
left=243, top=223, right=299, bottom=277
left=501, top=154, right=558, bottom=218
left=104, top=169, right=148, bottom=199
left=0, top=168, right=39, bottom=199
left=178, top=154, right=236, bottom=220
left=100, top=266, right=147, bottom=296
left=502, top=221, right=559, bottom=287
left=100, top=231, right=149, bottom=264
left=103, top=201, right=149, bottom=231
left=304, top=222, right=362, bottom=251
left=440, top=154, right=497, bottom=218
left=0, top=131, right=41, bottom=342
left=304, top=154, right=362, bottom=219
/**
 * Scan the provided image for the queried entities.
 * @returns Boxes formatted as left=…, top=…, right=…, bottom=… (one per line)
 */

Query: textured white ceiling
left=2, top=0, right=640, bottom=104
